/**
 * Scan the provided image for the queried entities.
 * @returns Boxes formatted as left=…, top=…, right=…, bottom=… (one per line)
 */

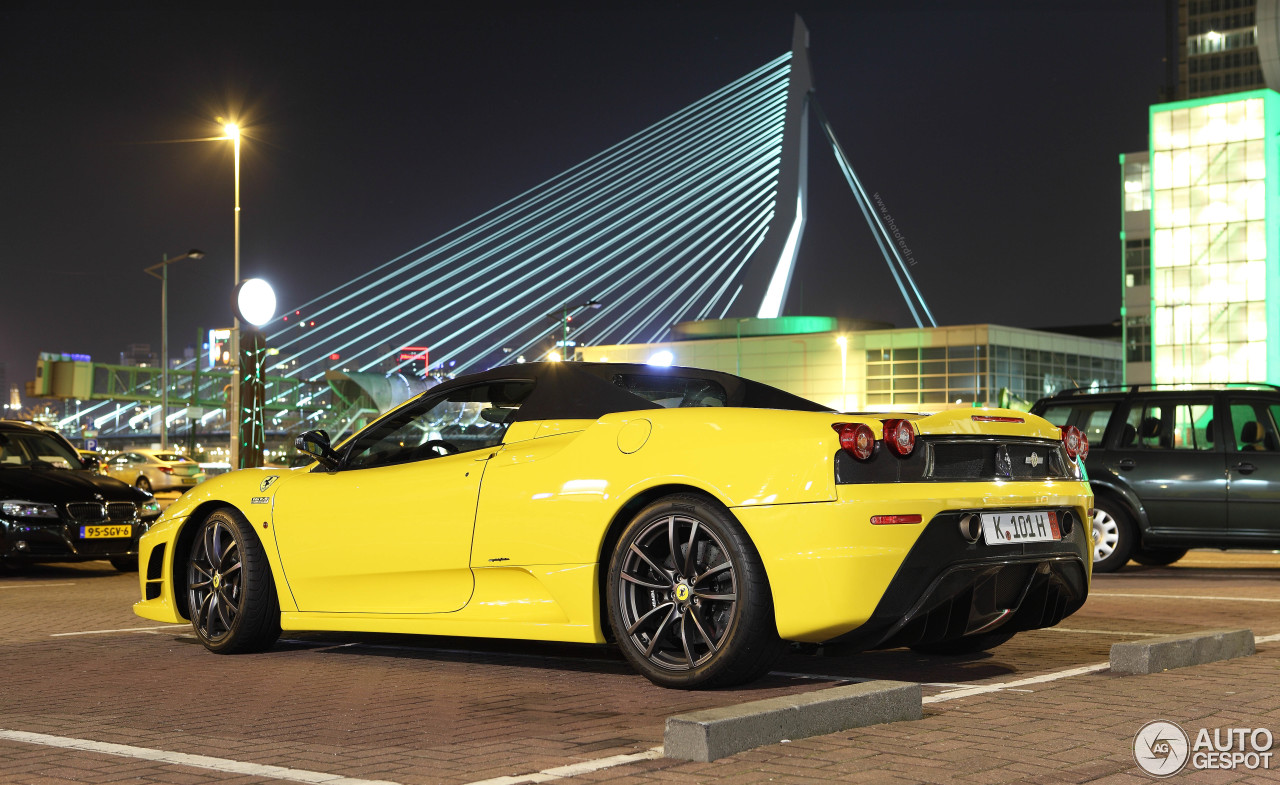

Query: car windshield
left=0, top=431, right=83, bottom=470
left=153, top=453, right=189, bottom=462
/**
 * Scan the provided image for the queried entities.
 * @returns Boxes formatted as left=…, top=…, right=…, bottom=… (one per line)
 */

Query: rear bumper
left=735, top=480, right=1092, bottom=643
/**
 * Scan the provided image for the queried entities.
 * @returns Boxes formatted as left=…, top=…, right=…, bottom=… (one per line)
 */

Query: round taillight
left=882, top=419, right=916, bottom=457
left=1061, top=425, right=1084, bottom=460
left=833, top=422, right=876, bottom=460
left=1078, top=432, right=1090, bottom=460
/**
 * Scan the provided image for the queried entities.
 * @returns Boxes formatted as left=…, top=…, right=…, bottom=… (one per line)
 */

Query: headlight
left=141, top=501, right=162, bottom=516
left=1, top=501, right=59, bottom=519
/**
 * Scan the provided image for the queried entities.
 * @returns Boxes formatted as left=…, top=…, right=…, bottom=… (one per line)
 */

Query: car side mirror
left=295, top=429, right=340, bottom=471
left=81, top=454, right=100, bottom=472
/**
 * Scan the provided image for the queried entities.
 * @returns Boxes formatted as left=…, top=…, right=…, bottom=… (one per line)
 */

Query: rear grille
left=106, top=502, right=138, bottom=522
left=835, top=437, right=1076, bottom=483
left=66, top=503, right=106, bottom=521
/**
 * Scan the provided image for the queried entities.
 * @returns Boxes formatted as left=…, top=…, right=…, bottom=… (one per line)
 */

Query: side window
left=1229, top=400, right=1280, bottom=451
left=1037, top=402, right=1116, bottom=445
left=1171, top=402, right=1215, bottom=450
left=610, top=374, right=728, bottom=408
left=344, top=381, right=534, bottom=470
left=1122, top=402, right=1165, bottom=449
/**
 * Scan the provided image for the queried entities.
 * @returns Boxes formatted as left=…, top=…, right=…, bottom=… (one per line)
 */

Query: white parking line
left=0, top=582, right=75, bottom=590
left=0, top=728, right=398, bottom=785
left=462, top=746, right=665, bottom=785
left=51, top=625, right=188, bottom=637
left=1043, top=627, right=1166, bottom=637
left=923, top=662, right=1111, bottom=704
left=1257, top=632, right=1280, bottom=644
left=1090, top=592, right=1280, bottom=603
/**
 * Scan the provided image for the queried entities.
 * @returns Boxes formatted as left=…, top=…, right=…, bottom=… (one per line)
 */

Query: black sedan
left=0, top=421, right=160, bottom=572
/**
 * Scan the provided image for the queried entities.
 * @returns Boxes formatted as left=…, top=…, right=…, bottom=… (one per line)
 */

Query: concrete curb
left=664, top=680, right=921, bottom=762
left=1110, top=628, right=1255, bottom=675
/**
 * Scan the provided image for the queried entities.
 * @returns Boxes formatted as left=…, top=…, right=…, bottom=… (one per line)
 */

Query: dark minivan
left=0, top=421, right=160, bottom=571
left=1031, top=385, right=1280, bottom=572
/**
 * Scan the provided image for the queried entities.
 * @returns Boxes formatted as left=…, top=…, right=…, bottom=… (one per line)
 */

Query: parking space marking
left=51, top=624, right=189, bottom=637
left=0, top=582, right=75, bottom=590
left=1257, top=632, right=1280, bottom=643
left=922, top=662, right=1110, bottom=704
left=1091, top=592, right=1280, bottom=603
left=462, top=746, right=664, bottom=785
left=1043, top=627, right=1166, bottom=637
left=0, top=728, right=399, bottom=785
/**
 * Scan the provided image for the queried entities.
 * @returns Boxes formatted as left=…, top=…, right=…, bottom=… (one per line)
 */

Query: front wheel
left=606, top=494, right=785, bottom=689
left=109, top=556, right=138, bottom=572
left=186, top=508, right=280, bottom=654
left=1091, top=500, right=1136, bottom=573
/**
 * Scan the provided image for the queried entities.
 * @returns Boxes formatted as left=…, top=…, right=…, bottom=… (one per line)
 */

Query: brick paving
left=1, top=553, right=1278, bottom=784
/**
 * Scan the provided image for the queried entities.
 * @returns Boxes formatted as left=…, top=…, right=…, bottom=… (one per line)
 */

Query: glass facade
left=863, top=344, right=1122, bottom=408
left=1150, top=92, right=1276, bottom=385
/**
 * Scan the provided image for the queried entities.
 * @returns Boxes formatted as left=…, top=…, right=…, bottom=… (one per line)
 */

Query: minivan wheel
left=1091, top=501, right=1135, bottom=573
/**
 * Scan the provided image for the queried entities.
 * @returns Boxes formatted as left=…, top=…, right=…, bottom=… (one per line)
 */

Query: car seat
left=1240, top=421, right=1268, bottom=451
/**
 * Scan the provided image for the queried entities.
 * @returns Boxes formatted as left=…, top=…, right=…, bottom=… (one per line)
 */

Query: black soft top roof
left=426, top=362, right=832, bottom=423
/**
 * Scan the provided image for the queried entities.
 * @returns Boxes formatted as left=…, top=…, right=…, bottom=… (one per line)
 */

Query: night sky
left=1, top=1, right=1167, bottom=397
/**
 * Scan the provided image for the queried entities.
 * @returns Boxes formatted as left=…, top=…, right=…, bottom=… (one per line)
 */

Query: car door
left=1109, top=396, right=1227, bottom=541
left=1224, top=396, right=1280, bottom=541
left=107, top=453, right=138, bottom=484
left=270, top=379, right=534, bottom=614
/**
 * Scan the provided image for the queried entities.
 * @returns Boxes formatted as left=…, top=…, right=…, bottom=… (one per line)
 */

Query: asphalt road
left=2, top=551, right=1278, bottom=784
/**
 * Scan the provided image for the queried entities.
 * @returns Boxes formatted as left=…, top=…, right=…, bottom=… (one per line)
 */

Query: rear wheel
left=1091, top=500, right=1136, bottom=573
left=186, top=508, right=280, bottom=654
left=1132, top=547, right=1188, bottom=567
left=606, top=494, right=784, bottom=689
left=911, top=630, right=1016, bottom=655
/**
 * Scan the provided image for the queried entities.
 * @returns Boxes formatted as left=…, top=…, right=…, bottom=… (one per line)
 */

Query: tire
left=1132, top=548, right=1188, bottom=567
left=109, top=556, right=138, bottom=572
left=911, top=630, right=1016, bottom=655
left=606, top=494, right=785, bottom=689
left=1091, top=500, right=1136, bottom=573
left=186, top=508, right=280, bottom=654
left=136, top=476, right=152, bottom=493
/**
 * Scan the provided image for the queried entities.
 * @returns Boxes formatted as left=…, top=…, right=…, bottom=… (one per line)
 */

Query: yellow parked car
left=134, top=362, right=1093, bottom=688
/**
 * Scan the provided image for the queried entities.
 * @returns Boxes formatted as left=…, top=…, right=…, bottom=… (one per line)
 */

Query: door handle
left=1235, top=462, right=1257, bottom=474
left=1118, top=459, right=1136, bottom=470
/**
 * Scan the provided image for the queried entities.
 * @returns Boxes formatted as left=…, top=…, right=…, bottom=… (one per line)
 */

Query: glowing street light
left=546, top=298, right=603, bottom=361
left=221, top=120, right=245, bottom=468
left=144, top=249, right=206, bottom=450
left=836, top=335, right=848, bottom=412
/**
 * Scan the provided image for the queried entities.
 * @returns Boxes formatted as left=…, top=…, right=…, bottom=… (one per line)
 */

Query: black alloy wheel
left=186, top=508, right=280, bottom=654
left=607, top=494, right=784, bottom=689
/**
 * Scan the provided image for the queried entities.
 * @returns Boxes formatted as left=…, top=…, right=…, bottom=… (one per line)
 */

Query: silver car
left=104, top=449, right=206, bottom=493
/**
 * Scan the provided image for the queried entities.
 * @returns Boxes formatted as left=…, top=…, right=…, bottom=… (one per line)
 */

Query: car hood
left=0, top=467, right=149, bottom=504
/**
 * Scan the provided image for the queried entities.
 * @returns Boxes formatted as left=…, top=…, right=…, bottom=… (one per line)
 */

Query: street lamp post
left=144, top=249, right=206, bottom=450
left=836, top=335, right=848, bottom=412
left=546, top=299, right=602, bottom=360
left=224, top=122, right=243, bottom=468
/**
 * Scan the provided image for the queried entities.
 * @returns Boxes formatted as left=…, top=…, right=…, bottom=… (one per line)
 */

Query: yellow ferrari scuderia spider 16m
left=135, top=362, right=1093, bottom=689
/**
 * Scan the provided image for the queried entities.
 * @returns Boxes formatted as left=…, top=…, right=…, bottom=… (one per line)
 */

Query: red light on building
left=329, top=353, right=340, bottom=361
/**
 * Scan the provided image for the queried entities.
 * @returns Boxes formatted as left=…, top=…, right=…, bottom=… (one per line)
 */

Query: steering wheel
left=420, top=440, right=459, bottom=457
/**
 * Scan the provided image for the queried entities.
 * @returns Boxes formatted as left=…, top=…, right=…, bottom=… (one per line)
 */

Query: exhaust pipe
left=958, top=513, right=981, bottom=544
left=1060, top=509, right=1075, bottom=536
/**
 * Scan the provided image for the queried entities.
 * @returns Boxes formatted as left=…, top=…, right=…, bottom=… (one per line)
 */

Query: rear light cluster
left=832, top=419, right=917, bottom=461
left=1060, top=425, right=1089, bottom=461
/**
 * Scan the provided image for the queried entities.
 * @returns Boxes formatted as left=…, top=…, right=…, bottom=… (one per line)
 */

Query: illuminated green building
left=1144, top=89, right=1280, bottom=385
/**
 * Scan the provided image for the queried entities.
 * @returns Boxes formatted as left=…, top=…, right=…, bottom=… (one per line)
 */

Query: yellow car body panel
left=135, top=371, right=1090, bottom=657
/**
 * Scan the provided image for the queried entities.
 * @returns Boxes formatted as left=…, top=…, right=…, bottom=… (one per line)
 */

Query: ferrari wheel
left=607, top=494, right=784, bottom=689
left=186, top=508, right=280, bottom=654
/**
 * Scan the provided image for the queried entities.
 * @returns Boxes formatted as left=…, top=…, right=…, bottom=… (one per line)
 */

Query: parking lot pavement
left=1, top=552, right=1278, bottom=784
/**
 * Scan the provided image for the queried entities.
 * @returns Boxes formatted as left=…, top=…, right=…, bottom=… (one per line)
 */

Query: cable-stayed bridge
left=35, top=17, right=931, bottom=448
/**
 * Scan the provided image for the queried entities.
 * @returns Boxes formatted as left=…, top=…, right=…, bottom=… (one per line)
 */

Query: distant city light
left=647, top=350, right=673, bottom=366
